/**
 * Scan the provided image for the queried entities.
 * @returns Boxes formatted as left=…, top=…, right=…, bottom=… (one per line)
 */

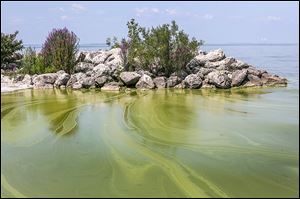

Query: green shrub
left=41, top=27, right=79, bottom=74
left=108, top=19, right=204, bottom=76
left=1, top=31, right=23, bottom=68
left=21, top=47, right=47, bottom=75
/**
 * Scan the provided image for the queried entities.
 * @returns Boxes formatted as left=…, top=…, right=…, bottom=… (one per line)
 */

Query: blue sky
left=1, top=1, right=299, bottom=45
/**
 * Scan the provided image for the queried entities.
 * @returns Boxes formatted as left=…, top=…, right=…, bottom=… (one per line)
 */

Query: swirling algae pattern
left=1, top=88, right=299, bottom=198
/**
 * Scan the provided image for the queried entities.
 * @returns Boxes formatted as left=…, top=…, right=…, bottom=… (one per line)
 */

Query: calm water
left=1, top=45, right=299, bottom=197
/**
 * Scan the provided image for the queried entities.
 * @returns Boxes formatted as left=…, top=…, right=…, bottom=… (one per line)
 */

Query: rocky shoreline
left=1, top=48, right=287, bottom=93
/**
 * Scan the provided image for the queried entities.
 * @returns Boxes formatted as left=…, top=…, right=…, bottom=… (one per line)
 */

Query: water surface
left=1, top=87, right=299, bottom=198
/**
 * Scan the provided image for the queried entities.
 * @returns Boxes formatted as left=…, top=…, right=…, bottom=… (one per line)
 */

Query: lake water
left=1, top=45, right=299, bottom=197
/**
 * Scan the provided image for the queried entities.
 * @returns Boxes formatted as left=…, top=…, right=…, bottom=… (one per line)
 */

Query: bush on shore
left=41, top=27, right=79, bottom=74
left=107, top=19, right=204, bottom=76
left=20, top=47, right=56, bottom=75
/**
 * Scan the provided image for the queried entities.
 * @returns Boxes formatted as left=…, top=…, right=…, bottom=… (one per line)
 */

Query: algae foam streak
left=1, top=88, right=299, bottom=198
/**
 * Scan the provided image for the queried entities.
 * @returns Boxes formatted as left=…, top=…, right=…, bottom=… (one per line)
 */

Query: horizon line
left=23, top=42, right=299, bottom=47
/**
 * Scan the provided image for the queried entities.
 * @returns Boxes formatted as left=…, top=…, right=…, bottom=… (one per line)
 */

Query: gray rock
left=101, top=82, right=121, bottom=91
left=244, top=74, right=263, bottom=87
left=153, top=77, right=167, bottom=88
left=198, top=68, right=213, bottom=76
left=167, top=76, right=181, bottom=87
left=136, top=74, right=155, bottom=89
left=195, top=71, right=204, bottom=80
left=95, top=76, right=108, bottom=88
left=185, top=59, right=202, bottom=74
left=74, top=62, right=94, bottom=73
left=230, top=59, right=249, bottom=70
left=66, top=72, right=86, bottom=87
left=247, top=67, right=266, bottom=77
left=194, top=49, right=225, bottom=63
left=204, top=57, right=249, bottom=71
left=54, top=72, right=70, bottom=87
left=136, top=70, right=155, bottom=78
left=86, top=70, right=95, bottom=77
left=202, top=78, right=216, bottom=88
left=104, top=48, right=122, bottom=68
left=72, top=82, right=82, bottom=90
left=183, top=74, right=202, bottom=89
left=120, top=72, right=141, bottom=86
left=93, top=64, right=112, bottom=77
left=231, top=69, right=248, bottom=87
left=33, top=73, right=58, bottom=88
left=207, top=71, right=231, bottom=89
left=22, top=74, right=32, bottom=85
left=82, top=77, right=95, bottom=89
left=83, top=51, right=104, bottom=63
left=13, top=74, right=24, bottom=83
left=261, top=73, right=287, bottom=86
left=174, top=82, right=185, bottom=89
left=75, top=52, right=86, bottom=62
left=212, top=57, right=236, bottom=70
left=170, top=70, right=188, bottom=79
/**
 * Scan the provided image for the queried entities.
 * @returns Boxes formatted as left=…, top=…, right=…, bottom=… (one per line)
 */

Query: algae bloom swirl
left=1, top=88, right=299, bottom=198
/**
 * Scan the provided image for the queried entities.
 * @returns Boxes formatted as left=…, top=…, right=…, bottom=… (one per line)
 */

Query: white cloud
left=71, top=3, right=86, bottom=13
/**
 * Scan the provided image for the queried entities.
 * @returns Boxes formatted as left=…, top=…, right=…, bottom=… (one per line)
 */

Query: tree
left=1, top=31, right=23, bottom=68
left=41, top=27, right=79, bottom=74
left=109, top=19, right=203, bottom=76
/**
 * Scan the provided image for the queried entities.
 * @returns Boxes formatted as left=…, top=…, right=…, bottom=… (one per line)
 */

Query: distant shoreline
left=23, top=43, right=299, bottom=50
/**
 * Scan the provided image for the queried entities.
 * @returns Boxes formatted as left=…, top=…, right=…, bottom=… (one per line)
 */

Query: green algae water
left=1, top=87, right=299, bottom=198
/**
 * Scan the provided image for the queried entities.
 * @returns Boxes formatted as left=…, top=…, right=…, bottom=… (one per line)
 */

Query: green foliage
left=109, top=19, right=204, bottom=76
left=41, top=27, right=79, bottom=74
left=1, top=31, right=23, bottom=67
left=106, top=36, right=119, bottom=49
left=21, top=47, right=47, bottom=75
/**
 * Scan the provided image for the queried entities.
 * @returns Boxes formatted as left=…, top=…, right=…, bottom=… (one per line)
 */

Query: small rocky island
left=1, top=48, right=287, bottom=92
